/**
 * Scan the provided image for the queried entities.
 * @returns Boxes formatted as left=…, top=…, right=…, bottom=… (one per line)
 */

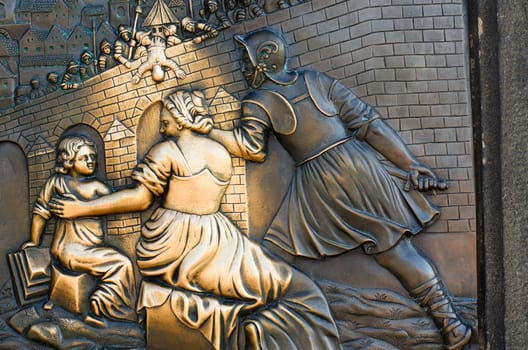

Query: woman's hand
left=49, top=193, right=87, bottom=219
left=20, top=241, right=38, bottom=250
left=408, top=164, right=448, bottom=192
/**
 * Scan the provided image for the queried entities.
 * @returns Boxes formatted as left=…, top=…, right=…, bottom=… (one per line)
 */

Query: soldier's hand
left=193, top=117, right=213, bottom=134
left=408, top=164, right=448, bottom=192
left=176, top=69, right=187, bottom=80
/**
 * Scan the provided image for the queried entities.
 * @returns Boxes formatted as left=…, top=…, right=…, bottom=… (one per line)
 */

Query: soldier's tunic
left=234, top=70, right=440, bottom=257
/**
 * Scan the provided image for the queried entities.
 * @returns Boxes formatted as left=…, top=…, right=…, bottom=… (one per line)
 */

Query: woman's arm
left=50, top=184, right=154, bottom=219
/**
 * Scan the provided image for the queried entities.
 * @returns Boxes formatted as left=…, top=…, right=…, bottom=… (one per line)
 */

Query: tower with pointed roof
left=142, top=0, right=179, bottom=37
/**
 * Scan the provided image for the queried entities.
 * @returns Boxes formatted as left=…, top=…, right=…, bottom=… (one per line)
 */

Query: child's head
left=55, top=135, right=96, bottom=176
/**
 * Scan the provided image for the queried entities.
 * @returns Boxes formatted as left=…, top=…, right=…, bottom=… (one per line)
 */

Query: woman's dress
left=132, top=139, right=342, bottom=350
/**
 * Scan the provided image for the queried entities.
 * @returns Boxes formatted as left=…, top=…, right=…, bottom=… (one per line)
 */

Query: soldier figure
left=15, top=86, right=29, bottom=105
left=163, top=24, right=182, bottom=47
left=28, top=77, right=46, bottom=100
left=114, top=25, right=134, bottom=68
left=206, top=29, right=472, bottom=350
left=46, top=72, right=60, bottom=93
left=98, top=39, right=117, bottom=72
left=261, top=0, right=290, bottom=12
left=234, top=0, right=265, bottom=23
left=225, top=0, right=239, bottom=24
left=200, top=0, right=231, bottom=29
left=60, top=60, right=83, bottom=90
left=181, top=17, right=219, bottom=44
left=80, top=50, right=97, bottom=80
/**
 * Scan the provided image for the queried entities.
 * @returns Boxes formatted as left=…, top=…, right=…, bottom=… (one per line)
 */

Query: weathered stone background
left=469, top=0, right=528, bottom=348
left=0, top=0, right=475, bottom=300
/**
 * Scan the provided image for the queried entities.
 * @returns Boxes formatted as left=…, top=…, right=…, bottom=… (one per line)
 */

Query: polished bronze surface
left=208, top=28, right=471, bottom=349
left=0, top=1, right=476, bottom=349
left=49, top=89, right=342, bottom=349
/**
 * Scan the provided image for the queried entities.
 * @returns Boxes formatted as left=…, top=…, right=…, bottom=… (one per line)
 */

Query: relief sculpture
left=21, top=136, right=137, bottom=328
left=48, top=89, right=342, bottom=350
left=207, top=29, right=472, bottom=350
left=0, top=1, right=477, bottom=349
left=7, top=136, right=143, bottom=348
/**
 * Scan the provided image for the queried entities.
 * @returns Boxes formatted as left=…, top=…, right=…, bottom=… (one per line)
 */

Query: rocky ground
left=0, top=280, right=144, bottom=350
left=0, top=279, right=477, bottom=349
left=319, top=279, right=478, bottom=350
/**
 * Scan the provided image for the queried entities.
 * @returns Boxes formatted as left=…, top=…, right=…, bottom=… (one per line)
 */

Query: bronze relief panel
left=0, top=1, right=476, bottom=349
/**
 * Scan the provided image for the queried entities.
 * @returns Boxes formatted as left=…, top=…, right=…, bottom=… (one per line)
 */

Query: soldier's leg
left=373, top=238, right=471, bottom=350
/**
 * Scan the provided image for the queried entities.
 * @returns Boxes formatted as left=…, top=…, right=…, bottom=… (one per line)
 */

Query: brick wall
left=271, top=0, right=473, bottom=236
left=0, top=0, right=474, bottom=253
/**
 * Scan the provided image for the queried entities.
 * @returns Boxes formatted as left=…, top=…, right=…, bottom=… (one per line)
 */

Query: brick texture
left=0, top=0, right=473, bottom=238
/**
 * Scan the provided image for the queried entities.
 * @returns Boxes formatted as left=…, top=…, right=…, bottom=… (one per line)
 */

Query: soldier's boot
left=411, top=277, right=472, bottom=350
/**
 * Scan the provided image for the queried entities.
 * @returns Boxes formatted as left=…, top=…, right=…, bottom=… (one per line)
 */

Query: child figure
left=21, top=136, right=136, bottom=327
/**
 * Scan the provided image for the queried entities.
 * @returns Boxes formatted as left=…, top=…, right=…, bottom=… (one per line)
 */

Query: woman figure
left=51, top=90, right=342, bottom=350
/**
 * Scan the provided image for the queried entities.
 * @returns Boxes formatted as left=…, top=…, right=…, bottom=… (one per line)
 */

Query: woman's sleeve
left=233, top=101, right=271, bottom=162
left=131, top=142, right=174, bottom=197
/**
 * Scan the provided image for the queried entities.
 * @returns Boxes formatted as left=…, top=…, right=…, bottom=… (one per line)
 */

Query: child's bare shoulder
left=79, top=177, right=111, bottom=197
left=92, top=177, right=111, bottom=195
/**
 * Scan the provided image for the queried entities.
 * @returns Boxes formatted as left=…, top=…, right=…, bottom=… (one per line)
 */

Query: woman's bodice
left=163, top=169, right=229, bottom=215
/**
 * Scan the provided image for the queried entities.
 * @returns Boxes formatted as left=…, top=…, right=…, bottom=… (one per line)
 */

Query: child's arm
left=21, top=214, right=47, bottom=248
left=20, top=176, right=57, bottom=249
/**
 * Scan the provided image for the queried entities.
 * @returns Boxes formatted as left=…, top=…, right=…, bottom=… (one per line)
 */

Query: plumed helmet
left=233, top=29, right=295, bottom=85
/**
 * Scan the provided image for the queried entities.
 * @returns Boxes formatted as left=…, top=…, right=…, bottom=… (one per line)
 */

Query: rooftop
left=142, top=0, right=178, bottom=27
left=17, top=0, right=62, bottom=13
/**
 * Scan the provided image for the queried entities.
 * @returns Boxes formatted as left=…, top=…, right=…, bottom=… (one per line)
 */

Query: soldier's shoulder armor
left=303, top=70, right=339, bottom=117
left=243, top=89, right=297, bottom=135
